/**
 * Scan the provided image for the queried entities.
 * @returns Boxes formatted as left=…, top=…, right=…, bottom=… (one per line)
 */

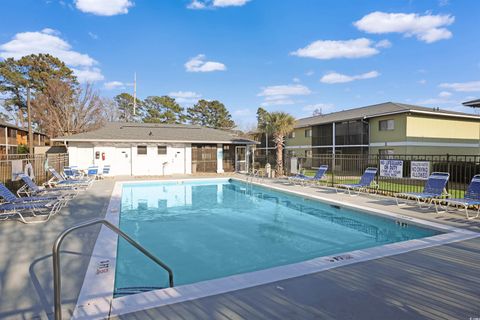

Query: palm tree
left=265, top=111, right=295, bottom=176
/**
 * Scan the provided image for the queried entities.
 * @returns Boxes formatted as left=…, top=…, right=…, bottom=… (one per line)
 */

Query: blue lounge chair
left=87, top=166, right=99, bottom=179
left=47, top=167, right=93, bottom=188
left=0, top=182, right=62, bottom=204
left=98, top=165, right=111, bottom=179
left=434, top=174, right=480, bottom=219
left=17, top=174, right=79, bottom=199
left=0, top=200, right=63, bottom=224
left=63, top=166, right=84, bottom=179
left=336, top=167, right=378, bottom=195
left=289, top=165, right=328, bottom=186
left=395, top=172, right=450, bottom=208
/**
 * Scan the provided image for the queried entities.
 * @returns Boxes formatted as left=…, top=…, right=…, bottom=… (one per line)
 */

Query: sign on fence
left=411, top=161, right=430, bottom=179
left=380, top=159, right=403, bottom=178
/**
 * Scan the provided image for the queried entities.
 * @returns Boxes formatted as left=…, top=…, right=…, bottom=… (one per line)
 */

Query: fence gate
left=235, top=146, right=247, bottom=173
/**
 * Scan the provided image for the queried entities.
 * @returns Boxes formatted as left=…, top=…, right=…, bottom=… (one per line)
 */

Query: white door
left=114, top=147, right=132, bottom=175
left=169, top=146, right=186, bottom=174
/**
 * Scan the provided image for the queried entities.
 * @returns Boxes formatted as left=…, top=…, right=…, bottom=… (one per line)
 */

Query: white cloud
left=187, top=0, right=206, bottom=9
left=438, top=91, right=452, bottom=98
left=185, top=54, right=226, bottom=72
left=88, top=32, right=99, bottom=40
left=440, top=81, right=480, bottom=92
left=292, top=77, right=301, bottom=83
left=213, top=0, right=249, bottom=7
left=418, top=79, right=427, bottom=85
left=305, top=70, right=315, bottom=76
left=320, top=71, right=380, bottom=84
left=354, top=12, right=454, bottom=43
left=187, top=0, right=250, bottom=9
left=258, top=84, right=311, bottom=106
left=291, top=38, right=380, bottom=60
left=104, top=81, right=126, bottom=90
left=75, top=0, right=133, bottom=16
left=375, top=39, right=392, bottom=48
left=169, top=91, right=202, bottom=103
left=71, top=67, right=104, bottom=82
left=0, top=29, right=103, bottom=83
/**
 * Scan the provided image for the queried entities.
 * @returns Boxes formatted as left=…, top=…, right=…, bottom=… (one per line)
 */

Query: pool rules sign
left=380, top=160, right=403, bottom=178
left=411, top=161, right=430, bottom=180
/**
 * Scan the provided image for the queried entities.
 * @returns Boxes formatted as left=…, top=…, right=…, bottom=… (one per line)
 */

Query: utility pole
left=133, top=72, right=137, bottom=117
left=27, top=87, right=34, bottom=155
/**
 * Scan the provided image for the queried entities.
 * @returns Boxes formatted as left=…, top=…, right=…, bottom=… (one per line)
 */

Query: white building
left=52, top=123, right=257, bottom=176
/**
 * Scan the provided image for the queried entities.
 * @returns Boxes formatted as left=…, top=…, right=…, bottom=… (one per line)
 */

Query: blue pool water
left=115, top=179, right=441, bottom=291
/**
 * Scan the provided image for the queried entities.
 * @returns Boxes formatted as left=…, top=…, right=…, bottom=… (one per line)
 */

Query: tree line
left=0, top=53, right=296, bottom=175
left=0, top=54, right=236, bottom=138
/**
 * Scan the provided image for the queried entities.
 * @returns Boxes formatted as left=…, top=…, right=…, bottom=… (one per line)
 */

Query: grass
left=301, top=169, right=466, bottom=198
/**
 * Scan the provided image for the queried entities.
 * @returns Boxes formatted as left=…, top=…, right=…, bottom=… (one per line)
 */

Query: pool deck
left=1, top=174, right=479, bottom=319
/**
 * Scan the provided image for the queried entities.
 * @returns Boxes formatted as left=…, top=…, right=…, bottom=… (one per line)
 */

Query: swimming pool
left=114, top=179, right=440, bottom=292
left=73, top=178, right=477, bottom=319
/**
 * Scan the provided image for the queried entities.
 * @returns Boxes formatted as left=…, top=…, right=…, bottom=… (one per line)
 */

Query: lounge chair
left=289, top=165, right=328, bottom=186
left=0, top=200, right=63, bottom=224
left=63, top=166, right=84, bottom=179
left=98, top=165, right=110, bottom=179
left=0, top=182, right=63, bottom=204
left=434, top=174, right=480, bottom=219
left=87, top=166, right=99, bottom=180
left=47, top=167, right=93, bottom=188
left=395, top=172, right=450, bottom=208
left=336, top=167, right=378, bottom=195
left=17, top=174, right=79, bottom=199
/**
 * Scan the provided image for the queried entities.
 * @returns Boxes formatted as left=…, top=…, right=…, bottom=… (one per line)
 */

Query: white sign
left=380, top=159, right=403, bottom=178
left=411, top=161, right=430, bottom=180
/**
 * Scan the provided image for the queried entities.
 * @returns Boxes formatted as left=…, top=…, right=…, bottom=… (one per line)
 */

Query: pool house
left=51, top=122, right=257, bottom=176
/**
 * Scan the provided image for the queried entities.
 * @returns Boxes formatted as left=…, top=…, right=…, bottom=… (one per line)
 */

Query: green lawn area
left=301, top=169, right=466, bottom=198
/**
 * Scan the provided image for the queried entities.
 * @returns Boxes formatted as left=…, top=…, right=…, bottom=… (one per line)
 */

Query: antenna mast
left=133, top=72, right=137, bottom=116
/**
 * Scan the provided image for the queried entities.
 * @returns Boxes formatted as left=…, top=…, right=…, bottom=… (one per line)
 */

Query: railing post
left=53, top=219, right=174, bottom=320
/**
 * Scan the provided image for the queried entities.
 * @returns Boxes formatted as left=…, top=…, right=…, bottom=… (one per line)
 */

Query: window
left=379, top=119, right=395, bottom=131
left=158, top=146, right=167, bottom=155
left=137, top=146, right=147, bottom=155
left=288, top=131, right=296, bottom=139
left=305, top=129, right=312, bottom=137
left=305, top=150, right=312, bottom=158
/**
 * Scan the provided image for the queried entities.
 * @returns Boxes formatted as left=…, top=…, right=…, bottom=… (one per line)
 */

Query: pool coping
left=71, top=177, right=479, bottom=319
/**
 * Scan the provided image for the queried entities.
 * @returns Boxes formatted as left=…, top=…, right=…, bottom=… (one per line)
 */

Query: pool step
left=114, top=286, right=166, bottom=297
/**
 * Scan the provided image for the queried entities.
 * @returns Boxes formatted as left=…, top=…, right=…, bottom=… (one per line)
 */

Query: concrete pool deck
left=0, top=175, right=479, bottom=319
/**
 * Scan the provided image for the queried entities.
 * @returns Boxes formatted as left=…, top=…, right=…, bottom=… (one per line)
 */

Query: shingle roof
left=0, top=119, right=47, bottom=135
left=462, top=99, right=480, bottom=108
left=52, top=122, right=257, bottom=144
left=295, top=101, right=480, bottom=128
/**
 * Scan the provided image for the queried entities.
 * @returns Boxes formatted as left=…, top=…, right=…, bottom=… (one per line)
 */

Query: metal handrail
left=52, top=218, right=174, bottom=320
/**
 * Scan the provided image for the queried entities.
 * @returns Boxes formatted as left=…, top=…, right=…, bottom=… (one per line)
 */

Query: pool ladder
left=52, top=218, right=174, bottom=320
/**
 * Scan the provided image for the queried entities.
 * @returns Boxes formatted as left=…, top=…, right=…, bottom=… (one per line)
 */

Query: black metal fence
left=0, top=153, right=69, bottom=191
left=252, top=149, right=480, bottom=199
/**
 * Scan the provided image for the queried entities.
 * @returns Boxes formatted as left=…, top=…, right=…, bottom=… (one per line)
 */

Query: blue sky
left=1, top=0, right=479, bottom=129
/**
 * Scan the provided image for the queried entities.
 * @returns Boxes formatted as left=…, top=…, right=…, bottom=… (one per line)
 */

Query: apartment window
left=379, top=119, right=395, bottom=131
left=305, top=150, right=312, bottom=158
left=137, top=145, right=147, bottom=155
left=305, top=129, right=312, bottom=137
left=158, top=146, right=167, bottom=155
left=288, top=131, right=296, bottom=139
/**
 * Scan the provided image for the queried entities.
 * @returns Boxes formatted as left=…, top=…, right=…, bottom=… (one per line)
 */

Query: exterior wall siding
left=285, top=127, right=312, bottom=148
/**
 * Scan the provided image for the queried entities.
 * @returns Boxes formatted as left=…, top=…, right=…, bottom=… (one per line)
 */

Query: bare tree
left=32, top=79, right=106, bottom=138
